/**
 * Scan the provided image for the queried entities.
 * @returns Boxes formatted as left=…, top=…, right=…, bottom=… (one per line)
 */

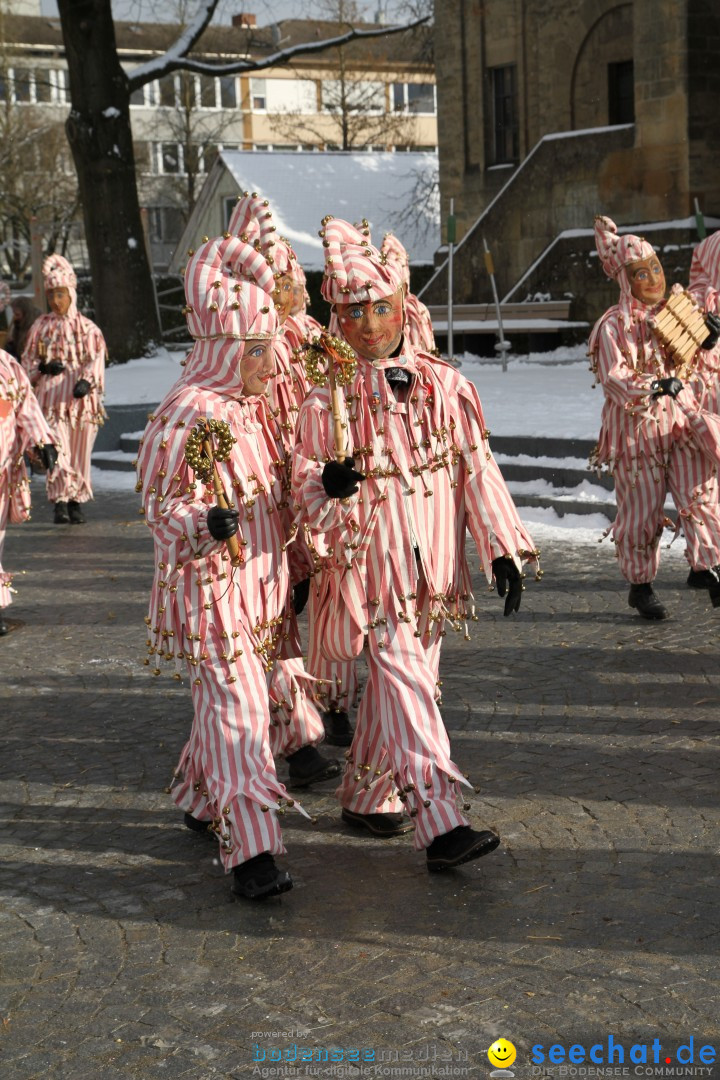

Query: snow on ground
left=104, top=347, right=187, bottom=405
left=460, top=346, right=602, bottom=439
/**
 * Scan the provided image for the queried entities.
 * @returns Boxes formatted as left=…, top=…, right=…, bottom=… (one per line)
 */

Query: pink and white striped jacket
left=0, top=351, right=55, bottom=603
left=689, top=231, right=720, bottom=315
left=588, top=294, right=718, bottom=470
left=292, top=346, right=536, bottom=662
left=22, top=306, right=106, bottom=428
left=137, top=237, right=314, bottom=679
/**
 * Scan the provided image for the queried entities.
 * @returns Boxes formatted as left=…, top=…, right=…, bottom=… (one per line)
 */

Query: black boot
left=231, top=853, right=293, bottom=900
left=286, top=745, right=341, bottom=787
left=341, top=808, right=414, bottom=837
left=426, top=825, right=500, bottom=872
left=68, top=500, right=86, bottom=524
left=0, top=610, right=8, bottom=636
left=687, top=566, right=720, bottom=607
left=183, top=812, right=213, bottom=836
left=687, top=567, right=718, bottom=589
left=322, top=707, right=355, bottom=746
left=628, top=583, right=668, bottom=620
left=53, top=500, right=70, bottom=524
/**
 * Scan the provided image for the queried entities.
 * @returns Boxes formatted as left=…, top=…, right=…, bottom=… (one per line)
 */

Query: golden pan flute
left=650, top=290, right=709, bottom=378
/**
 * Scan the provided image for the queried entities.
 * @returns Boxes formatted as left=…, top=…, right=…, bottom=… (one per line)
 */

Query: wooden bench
left=426, top=300, right=583, bottom=334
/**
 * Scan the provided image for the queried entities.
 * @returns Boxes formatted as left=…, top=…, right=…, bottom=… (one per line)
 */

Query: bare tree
left=0, top=6, right=80, bottom=279
left=267, top=0, right=430, bottom=151
left=55, top=0, right=429, bottom=361
left=387, top=152, right=439, bottom=246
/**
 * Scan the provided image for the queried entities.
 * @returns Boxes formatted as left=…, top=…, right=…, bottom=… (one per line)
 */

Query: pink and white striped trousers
left=613, top=443, right=720, bottom=582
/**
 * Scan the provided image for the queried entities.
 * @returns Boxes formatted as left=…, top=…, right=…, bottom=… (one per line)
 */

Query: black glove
left=492, top=555, right=523, bottom=617
left=37, top=444, right=58, bottom=473
left=701, top=311, right=720, bottom=350
left=321, top=456, right=365, bottom=499
left=39, top=359, right=65, bottom=376
left=292, top=578, right=310, bottom=617
left=73, top=378, right=91, bottom=398
left=650, top=377, right=683, bottom=400
left=207, top=505, right=239, bottom=541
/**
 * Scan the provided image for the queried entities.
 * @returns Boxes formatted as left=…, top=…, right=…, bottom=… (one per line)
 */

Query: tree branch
left=128, top=15, right=430, bottom=90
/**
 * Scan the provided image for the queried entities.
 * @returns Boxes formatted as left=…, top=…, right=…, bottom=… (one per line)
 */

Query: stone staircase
left=490, top=435, right=615, bottom=519
left=93, top=410, right=616, bottom=518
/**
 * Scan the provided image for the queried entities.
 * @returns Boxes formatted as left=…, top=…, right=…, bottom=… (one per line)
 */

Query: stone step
left=93, top=450, right=137, bottom=473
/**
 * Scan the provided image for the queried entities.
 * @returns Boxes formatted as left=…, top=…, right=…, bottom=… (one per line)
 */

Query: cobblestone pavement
left=1, top=491, right=719, bottom=1079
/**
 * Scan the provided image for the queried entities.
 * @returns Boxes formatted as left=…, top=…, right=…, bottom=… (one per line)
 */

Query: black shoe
left=686, top=567, right=720, bottom=607
left=68, top=500, right=86, bottom=524
left=687, top=568, right=718, bottom=589
left=322, top=708, right=355, bottom=747
left=426, top=825, right=500, bottom=872
left=231, top=853, right=293, bottom=900
left=53, top=500, right=70, bottom=524
left=0, top=611, right=8, bottom=636
left=286, top=745, right=341, bottom=787
left=628, top=583, right=668, bottom=620
left=341, top=807, right=414, bottom=837
left=183, top=812, right=213, bottom=836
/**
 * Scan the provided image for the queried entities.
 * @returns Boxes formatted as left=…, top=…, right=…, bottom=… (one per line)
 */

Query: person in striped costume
left=380, top=231, right=437, bottom=355
left=137, top=234, right=335, bottom=900
left=293, top=218, right=538, bottom=872
left=589, top=215, right=720, bottom=619
left=22, top=254, right=106, bottom=524
left=227, top=192, right=358, bottom=748
left=0, top=351, right=58, bottom=635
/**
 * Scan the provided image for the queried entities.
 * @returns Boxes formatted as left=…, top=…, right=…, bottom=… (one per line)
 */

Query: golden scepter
left=303, top=333, right=357, bottom=462
left=184, top=418, right=241, bottom=565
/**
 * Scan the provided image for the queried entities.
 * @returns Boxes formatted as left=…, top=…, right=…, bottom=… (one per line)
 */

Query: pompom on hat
left=320, top=216, right=404, bottom=305
left=42, top=253, right=77, bottom=291
left=380, top=232, right=411, bottom=290
left=228, top=191, right=298, bottom=279
left=183, top=235, right=278, bottom=342
left=594, top=215, right=655, bottom=281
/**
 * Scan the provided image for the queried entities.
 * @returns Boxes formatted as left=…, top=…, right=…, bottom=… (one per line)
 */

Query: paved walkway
left=1, top=492, right=719, bottom=1078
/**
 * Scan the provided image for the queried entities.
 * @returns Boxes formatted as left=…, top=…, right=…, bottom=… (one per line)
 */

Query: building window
left=608, top=60, right=634, bottom=125
left=322, top=80, right=385, bottom=114
left=13, top=68, right=32, bottom=103
left=393, top=82, right=435, bottom=114
left=489, top=64, right=518, bottom=165
left=251, top=78, right=266, bottom=111
left=158, top=75, right=176, bottom=108
left=0, top=66, right=68, bottom=105
left=220, top=76, right=237, bottom=109
left=154, top=143, right=183, bottom=174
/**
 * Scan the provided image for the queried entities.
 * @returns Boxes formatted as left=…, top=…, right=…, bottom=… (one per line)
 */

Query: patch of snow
left=127, top=237, right=138, bottom=249
left=104, top=347, right=187, bottom=405
left=102, top=106, right=121, bottom=118
left=91, top=467, right=138, bottom=492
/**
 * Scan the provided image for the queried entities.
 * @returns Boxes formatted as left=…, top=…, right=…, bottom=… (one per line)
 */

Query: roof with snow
left=171, top=149, right=439, bottom=273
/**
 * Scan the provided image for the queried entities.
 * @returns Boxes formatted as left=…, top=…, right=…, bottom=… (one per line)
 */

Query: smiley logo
left=488, top=1039, right=517, bottom=1069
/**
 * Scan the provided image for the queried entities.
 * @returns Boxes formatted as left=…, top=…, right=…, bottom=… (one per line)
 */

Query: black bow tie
left=384, top=367, right=411, bottom=387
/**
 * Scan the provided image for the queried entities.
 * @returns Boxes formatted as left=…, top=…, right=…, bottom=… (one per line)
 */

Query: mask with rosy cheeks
left=336, top=289, right=405, bottom=360
left=239, top=338, right=276, bottom=397
left=46, top=287, right=71, bottom=317
left=290, top=282, right=305, bottom=317
left=272, top=274, right=295, bottom=324
left=628, top=255, right=666, bottom=306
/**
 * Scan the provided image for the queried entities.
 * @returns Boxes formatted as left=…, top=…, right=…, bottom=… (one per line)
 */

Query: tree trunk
left=57, top=0, right=161, bottom=362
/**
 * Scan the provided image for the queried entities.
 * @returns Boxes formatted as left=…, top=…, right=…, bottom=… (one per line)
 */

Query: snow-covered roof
left=217, top=149, right=439, bottom=269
